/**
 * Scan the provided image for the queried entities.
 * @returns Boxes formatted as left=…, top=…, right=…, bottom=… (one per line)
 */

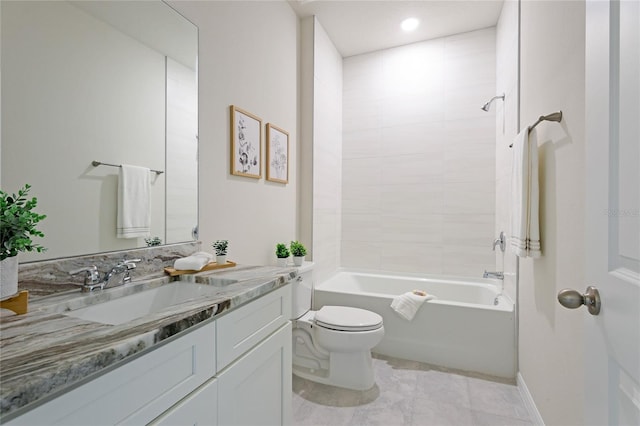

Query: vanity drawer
left=8, top=320, right=216, bottom=426
left=216, top=285, right=291, bottom=372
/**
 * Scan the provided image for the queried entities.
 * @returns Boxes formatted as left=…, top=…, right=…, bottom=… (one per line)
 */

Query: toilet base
left=292, top=350, right=376, bottom=391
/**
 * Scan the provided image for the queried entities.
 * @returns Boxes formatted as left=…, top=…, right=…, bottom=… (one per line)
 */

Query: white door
left=584, top=1, right=640, bottom=425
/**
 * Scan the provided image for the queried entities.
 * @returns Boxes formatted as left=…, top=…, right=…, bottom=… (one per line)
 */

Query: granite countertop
left=0, top=264, right=296, bottom=421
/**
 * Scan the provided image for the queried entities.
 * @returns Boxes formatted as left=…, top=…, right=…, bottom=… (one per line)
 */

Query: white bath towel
left=510, top=127, right=541, bottom=258
left=391, top=290, right=435, bottom=321
left=117, top=164, right=151, bottom=239
left=173, top=252, right=214, bottom=271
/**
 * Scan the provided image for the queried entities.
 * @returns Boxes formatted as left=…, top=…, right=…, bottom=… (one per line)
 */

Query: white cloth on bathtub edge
left=390, top=291, right=435, bottom=321
left=173, top=251, right=214, bottom=271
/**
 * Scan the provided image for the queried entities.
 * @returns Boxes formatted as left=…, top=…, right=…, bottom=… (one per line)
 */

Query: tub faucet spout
left=483, top=271, right=504, bottom=280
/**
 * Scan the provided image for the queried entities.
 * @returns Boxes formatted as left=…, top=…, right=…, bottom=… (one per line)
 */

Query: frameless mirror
left=1, top=0, right=198, bottom=261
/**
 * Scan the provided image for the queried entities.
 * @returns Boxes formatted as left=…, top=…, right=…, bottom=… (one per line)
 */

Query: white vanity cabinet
left=153, top=284, right=292, bottom=426
left=218, top=324, right=292, bottom=426
left=7, top=320, right=217, bottom=426
left=6, top=284, right=292, bottom=426
left=150, top=377, right=219, bottom=426
left=216, top=284, right=292, bottom=426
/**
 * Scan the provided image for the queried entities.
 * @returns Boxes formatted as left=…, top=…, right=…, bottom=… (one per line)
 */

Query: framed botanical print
left=230, top=105, right=262, bottom=178
left=265, top=123, right=289, bottom=184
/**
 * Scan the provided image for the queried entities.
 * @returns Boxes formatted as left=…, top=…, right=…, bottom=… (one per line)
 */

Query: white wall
left=169, top=1, right=299, bottom=265
left=2, top=1, right=165, bottom=260
left=166, top=57, right=198, bottom=243
left=518, top=1, right=586, bottom=425
left=495, top=0, right=519, bottom=302
left=341, top=28, right=497, bottom=277
left=311, top=18, right=343, bottom=283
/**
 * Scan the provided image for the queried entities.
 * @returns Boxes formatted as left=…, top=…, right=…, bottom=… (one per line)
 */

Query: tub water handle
left=492, top=232, right=506, bottom=252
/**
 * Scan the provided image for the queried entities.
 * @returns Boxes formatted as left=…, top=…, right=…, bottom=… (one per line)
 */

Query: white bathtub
left=314, top=270, right=516, bottom=379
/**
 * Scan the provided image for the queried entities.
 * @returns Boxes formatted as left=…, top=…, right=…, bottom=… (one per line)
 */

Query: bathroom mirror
left=1, top=0, right=198, bottom=261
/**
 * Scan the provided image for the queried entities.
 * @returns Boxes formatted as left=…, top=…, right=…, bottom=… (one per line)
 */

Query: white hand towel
left=510, top=127, right=541, bottom=258
left=117, top=164, right=151, bottom=239
left=173, top=251, right=214, bottom=271
left=390, top=290, right=435, bottom=321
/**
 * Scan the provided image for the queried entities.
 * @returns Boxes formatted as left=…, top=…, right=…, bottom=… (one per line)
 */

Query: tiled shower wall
left=310, top=18, right=344, bottom=284
left=495, top=1, right=520, bottom=301
left=341, top=28, right=497, bottom=277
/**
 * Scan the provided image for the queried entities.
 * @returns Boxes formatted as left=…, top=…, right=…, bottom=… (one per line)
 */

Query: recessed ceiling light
left=401, top=18, right=419, bottom=32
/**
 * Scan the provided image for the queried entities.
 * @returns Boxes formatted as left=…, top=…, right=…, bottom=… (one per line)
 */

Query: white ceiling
left=288, top=0, right=505, bottom=58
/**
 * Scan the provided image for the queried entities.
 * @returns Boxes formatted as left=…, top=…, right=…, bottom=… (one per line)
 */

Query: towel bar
left=509, top=111, right=563, bottom=148
left=92, top=160, right=164, bottom=175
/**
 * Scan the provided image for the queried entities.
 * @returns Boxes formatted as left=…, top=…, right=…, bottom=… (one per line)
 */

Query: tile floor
left=293, top=354, right=533, bottom=426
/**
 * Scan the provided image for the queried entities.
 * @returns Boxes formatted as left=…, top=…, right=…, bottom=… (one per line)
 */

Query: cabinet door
left=216, top=285, right=291, bottom=372
left=217, top=323, right=292, bottom=426
left=150, top=378, right=218, bottom=426
left=7, top=320, right=216, bottom=426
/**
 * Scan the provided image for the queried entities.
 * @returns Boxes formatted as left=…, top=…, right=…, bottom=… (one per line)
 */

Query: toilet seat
left=314, top=306, right=383, bottom=332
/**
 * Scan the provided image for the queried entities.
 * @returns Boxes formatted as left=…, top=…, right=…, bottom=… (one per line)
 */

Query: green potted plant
left=275, top=243, right=290, bottom=267
left=144, top=236, right=162, bottom=247
left=212, top=240, right=229, bottom=265
left=290, top=241, right=307, bottom=266
left=1, top=184, right=47, bottom=299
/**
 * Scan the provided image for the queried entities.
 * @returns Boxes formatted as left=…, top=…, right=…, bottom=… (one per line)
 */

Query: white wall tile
left=343, top=128, right=383, bottom=159
left=443, top=214, right=495, bottom=247
left=380, top=122, right=446, bottom=156
left=312, top=19, right=343, bottom=283
left=341, top=240, right=382, bottom=268
left=379, top=183, right=444, bottom=215
left=341, top=28, right=496, bottom=277
left=443, top=181, right=495, bottom=215
left=380, top=214, right=445, bottom=244
left=342, top=214, right=382, bottom=242
left=380, top=153, right=446, bottom=185
left=379, top=243, right=444, bottom=274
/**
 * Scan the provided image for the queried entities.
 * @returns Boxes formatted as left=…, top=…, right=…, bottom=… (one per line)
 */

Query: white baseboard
left=517, top=372, right=545, bottom=426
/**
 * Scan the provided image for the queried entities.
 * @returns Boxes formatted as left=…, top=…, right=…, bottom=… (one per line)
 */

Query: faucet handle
left=492, top=231, right=506, bottom=252
left=122, top=258, right=141, bottom=269
left=69, top=266, right=100, bottom=284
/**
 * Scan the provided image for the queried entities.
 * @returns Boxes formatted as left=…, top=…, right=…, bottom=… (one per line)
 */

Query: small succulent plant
left=212, top=240, right=229, bottom=256
left=290, top=241, right=307, bottom=257
left=276, top=243, right=290, bottom=259
left=144, top=236, right=162, bottom=247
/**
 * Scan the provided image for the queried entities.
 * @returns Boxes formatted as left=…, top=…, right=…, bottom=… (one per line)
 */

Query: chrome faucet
left=103, top=258, right=140, bottom=288
left=483, top=270, right=504, bottom=280
left=69, top=265, right=103, bottom=292
left=492, top=231, right=506, bottom=252
left=69, top=259, right=140, bottom=292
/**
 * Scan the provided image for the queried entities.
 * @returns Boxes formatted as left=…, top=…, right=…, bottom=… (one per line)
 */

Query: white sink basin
left=64, top=282, right=220, bottom=325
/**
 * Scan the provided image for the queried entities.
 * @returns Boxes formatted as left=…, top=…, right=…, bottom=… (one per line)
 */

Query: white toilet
left=291, top=262, right=384, bottom=390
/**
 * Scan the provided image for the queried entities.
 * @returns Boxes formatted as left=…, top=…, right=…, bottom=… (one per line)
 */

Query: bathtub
left=313, top=269, right=516, bottom=379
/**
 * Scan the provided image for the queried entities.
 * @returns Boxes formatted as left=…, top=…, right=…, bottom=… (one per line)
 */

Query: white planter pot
left=0, top=256, right=19, bottom=300
left=276, top=257, right=289, bottom=267
left=216, top=255, right=227, bottom=265
left=293, top=256, right=304, bottom=266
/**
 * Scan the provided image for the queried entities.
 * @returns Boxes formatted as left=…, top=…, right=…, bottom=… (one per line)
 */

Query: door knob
left=557, top=286, right=601, bottom=315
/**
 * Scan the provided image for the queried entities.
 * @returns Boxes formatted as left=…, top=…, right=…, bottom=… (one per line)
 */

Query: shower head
left=481, top=94, right=505, bottom=111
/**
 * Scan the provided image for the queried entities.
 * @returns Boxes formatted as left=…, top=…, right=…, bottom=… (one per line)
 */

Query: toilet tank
left=291, top=262, right=313, bottom=319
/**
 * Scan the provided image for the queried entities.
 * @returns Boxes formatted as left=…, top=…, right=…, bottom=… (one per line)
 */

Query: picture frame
left=230, top=105, right=262, bottom=178
left=266, top=123, right=289, bottom=184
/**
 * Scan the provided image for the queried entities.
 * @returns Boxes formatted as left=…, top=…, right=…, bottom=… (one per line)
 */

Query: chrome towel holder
left=92, top=160, right=164, bottom=175
left=509, top=111, right=563, bottom=148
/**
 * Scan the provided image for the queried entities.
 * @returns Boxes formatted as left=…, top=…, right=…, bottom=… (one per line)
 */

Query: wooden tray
left=0, top=290, right=29, bottom=315
left=164, top=261, right=237, bottom=277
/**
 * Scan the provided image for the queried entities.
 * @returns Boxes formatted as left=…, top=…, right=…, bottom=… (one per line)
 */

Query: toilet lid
left=314, top=306, right=383, bottom=332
